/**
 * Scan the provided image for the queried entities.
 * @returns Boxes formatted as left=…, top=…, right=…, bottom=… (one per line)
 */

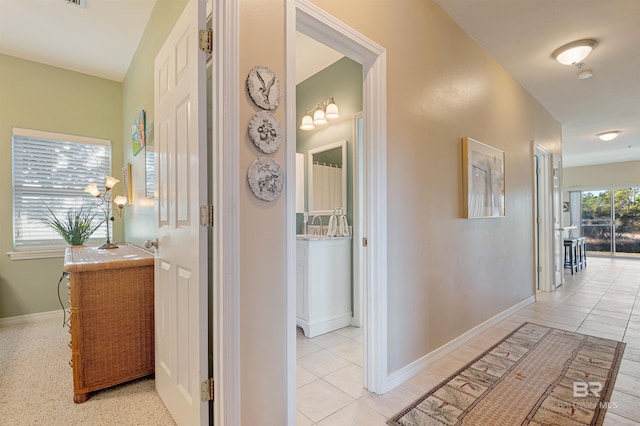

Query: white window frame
left=8, top=128, right=112, bottom=260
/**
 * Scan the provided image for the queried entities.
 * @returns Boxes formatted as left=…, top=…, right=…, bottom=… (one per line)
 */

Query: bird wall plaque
left=246, top=66, right=281, bottom=110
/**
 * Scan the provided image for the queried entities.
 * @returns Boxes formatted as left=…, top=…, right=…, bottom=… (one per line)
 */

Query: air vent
left=65, top=0, right=86, bottom=8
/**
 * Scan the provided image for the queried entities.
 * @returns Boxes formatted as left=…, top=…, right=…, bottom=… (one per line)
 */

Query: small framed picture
left=131, top=110, right=146, bottom=156
left=462, top=137, right=505, bottom=218
left=122, top=163, right=132, bottom=204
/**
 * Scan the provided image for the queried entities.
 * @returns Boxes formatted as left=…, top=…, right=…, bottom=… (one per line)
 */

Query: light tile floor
left=296, top=256, right=640, bottom=425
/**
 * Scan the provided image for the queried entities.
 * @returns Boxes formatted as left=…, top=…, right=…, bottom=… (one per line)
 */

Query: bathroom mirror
left=308, top=140, right=347, bottom=215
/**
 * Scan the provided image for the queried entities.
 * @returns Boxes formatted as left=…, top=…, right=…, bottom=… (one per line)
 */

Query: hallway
left=296, top=257, right=640, bottom=425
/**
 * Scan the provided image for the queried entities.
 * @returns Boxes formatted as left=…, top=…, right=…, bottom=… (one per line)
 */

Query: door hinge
left=536, top=216, right=542, bottom=224
left=201, top=378, right=214, bottom=402
left=200, top=205, right=214, bottom=227
left=362, top=237, right=368, bottom=247
left=538, top=265, right=543, bottom=273
left=536, top=168, right=541, bottom=175
left=199, top=29, right=213, bottom=54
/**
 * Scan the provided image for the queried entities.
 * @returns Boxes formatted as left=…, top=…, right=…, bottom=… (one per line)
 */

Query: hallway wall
left=305, top=0, right=562, bottom=376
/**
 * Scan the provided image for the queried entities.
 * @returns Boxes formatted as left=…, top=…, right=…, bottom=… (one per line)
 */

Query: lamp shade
left=552, top=39, right=597, bottom=65
left=300, top=112, right=314, bottom=131
left=313, top=108, right=327, bottom=125
left=325, top=98, right=339, bottom=120
left=105, top=176, right=119, bottom=189
left=84, top=183, right=100, bottom=197
left=113, top=195, right=128, bottom=207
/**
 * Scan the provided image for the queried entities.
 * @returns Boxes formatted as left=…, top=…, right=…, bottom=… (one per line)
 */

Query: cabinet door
left=296, top=246, right=308, bottom=320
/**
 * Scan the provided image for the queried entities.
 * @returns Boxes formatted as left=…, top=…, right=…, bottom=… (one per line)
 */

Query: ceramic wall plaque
left=246, top=66, right=281, bottom=110
left=248, top=111, right=282, bottom=154
left=247, top=156, right=284, bottom=201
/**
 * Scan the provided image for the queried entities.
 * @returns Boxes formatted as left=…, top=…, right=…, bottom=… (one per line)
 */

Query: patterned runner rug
left=388, top=323, right=625, bottom=426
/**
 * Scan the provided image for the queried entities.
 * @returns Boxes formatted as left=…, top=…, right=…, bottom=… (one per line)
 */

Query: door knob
left=144, top=239, right=158, bottom=249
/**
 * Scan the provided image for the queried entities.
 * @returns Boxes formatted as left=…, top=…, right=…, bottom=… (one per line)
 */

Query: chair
left=564, top=238, right=578, bottom=274
left=576, top=237, right=587, bottom=270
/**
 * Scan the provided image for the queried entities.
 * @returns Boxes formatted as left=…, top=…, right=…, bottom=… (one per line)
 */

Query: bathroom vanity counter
left=296, top=237, right=352, bottom=337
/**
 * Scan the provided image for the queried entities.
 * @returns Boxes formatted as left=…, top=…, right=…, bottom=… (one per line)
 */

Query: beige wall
left=564, top=160, right=640, bottom=190
left=239, top=1, right=287, bottom=424
left=0, top=54, right=122, bottom=318
left=303, top=0, right=561, bottom=375
left=122, top=0, right=188, bottom=248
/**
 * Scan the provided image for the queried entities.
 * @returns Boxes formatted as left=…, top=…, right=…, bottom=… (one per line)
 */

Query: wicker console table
left=64, top=245, right=155, bottom=403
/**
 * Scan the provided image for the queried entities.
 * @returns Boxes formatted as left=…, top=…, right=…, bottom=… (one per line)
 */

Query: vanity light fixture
left=597, top=131, right=621, bottom=141
left=299, top=97, right=340, bottom=131
left=552, top=39, right=597, bottom=66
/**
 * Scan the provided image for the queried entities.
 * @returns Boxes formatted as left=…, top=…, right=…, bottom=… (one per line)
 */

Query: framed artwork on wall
left=462, top=137, right=505, bottom=218
left=131, top=110, right=146, bottom=156
left=122, top=163, right=132, bottom=204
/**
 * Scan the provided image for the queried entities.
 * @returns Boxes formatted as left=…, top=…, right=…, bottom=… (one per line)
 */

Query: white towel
left=338, top=214, right=349, bottom=237
left=327, top=215, right=337, bottom=237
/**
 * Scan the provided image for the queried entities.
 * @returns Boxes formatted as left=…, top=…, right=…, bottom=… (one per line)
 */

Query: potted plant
left=41, top=205, right=104, bottom=246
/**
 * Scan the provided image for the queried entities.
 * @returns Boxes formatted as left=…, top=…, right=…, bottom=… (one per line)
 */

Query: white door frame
left=285, top=1, right=388, bottom=423
left=534, top=145, right=553, bottom=292
left=211, top=0, right=241, bottom=424
left=552, top=154, right=563, bottom=288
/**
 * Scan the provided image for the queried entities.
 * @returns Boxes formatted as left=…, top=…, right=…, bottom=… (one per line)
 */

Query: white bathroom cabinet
left=296, top=237, right=352, bottom=338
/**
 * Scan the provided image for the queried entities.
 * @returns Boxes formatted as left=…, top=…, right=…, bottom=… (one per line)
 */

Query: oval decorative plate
left=247, top=156, right=284, bottom=202
left=246, top=66, right=281, bottom=110
left=248, top=111, right=282, bottom=154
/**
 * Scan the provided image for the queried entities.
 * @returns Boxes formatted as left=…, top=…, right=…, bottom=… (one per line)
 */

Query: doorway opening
left=285, top=1, right=388, bottom=424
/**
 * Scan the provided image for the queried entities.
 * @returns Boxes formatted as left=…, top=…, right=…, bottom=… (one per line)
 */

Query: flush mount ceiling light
left=597, top=131, right=621, bottom=141
left=552, top=39, right=597, bottom=66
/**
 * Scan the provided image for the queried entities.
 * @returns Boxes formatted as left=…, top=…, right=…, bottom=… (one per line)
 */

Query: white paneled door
left=153, top=0, right=208, bottom=424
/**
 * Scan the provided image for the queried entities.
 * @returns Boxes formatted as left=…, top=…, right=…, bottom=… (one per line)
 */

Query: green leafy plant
left=41, top=205, right=104, bottom=246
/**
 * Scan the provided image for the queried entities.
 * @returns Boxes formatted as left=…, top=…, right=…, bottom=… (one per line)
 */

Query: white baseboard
left=385, top=295, right=535, bottom=391
left=0, top=310, right=62, bottom=327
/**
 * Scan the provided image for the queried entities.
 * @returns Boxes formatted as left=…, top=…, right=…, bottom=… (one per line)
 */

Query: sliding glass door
left=581, top=190, right=613, bottom=255
left=614, top=188, right=640, bottom=255
left=580, top=187, right=640, bottom=256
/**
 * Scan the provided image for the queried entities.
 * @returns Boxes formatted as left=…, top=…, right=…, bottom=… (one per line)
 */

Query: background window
left=12, top=128, right=111, bottom=250
left=580, top=187, right=640, bottom=256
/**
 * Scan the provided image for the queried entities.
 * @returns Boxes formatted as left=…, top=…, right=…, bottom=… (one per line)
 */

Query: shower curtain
left=312, top=162, right=342, bottom=211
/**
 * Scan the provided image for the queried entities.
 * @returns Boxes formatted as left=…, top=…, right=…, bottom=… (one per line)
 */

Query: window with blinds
left=12, top=128, right=111, bottom=250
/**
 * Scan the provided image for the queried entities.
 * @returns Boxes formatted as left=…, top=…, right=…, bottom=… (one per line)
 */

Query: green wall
left=0, top=0, right=186, bottom=319
left=0, top=54, right=123, bottom=318
left=122, top=0, right=188, bottom=248
left=296, top=57, right=363, bottom=231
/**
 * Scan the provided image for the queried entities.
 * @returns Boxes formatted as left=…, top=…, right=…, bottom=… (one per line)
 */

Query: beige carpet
left=388, top=323, right=625, bottom=426
left=0, top=316, right=175, bottom=425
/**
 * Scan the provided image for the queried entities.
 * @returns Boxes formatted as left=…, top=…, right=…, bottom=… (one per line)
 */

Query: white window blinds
left=12, top=128, right=111, bottom=250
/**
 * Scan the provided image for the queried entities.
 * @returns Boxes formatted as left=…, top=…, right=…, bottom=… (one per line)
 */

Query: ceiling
left=433, top=0, right=640, bottom=167
left=0, top=0, right=156, bottom=82
left=296, top=32, right=343, bottom=85
left=2, top=1, right=638, bottom=167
